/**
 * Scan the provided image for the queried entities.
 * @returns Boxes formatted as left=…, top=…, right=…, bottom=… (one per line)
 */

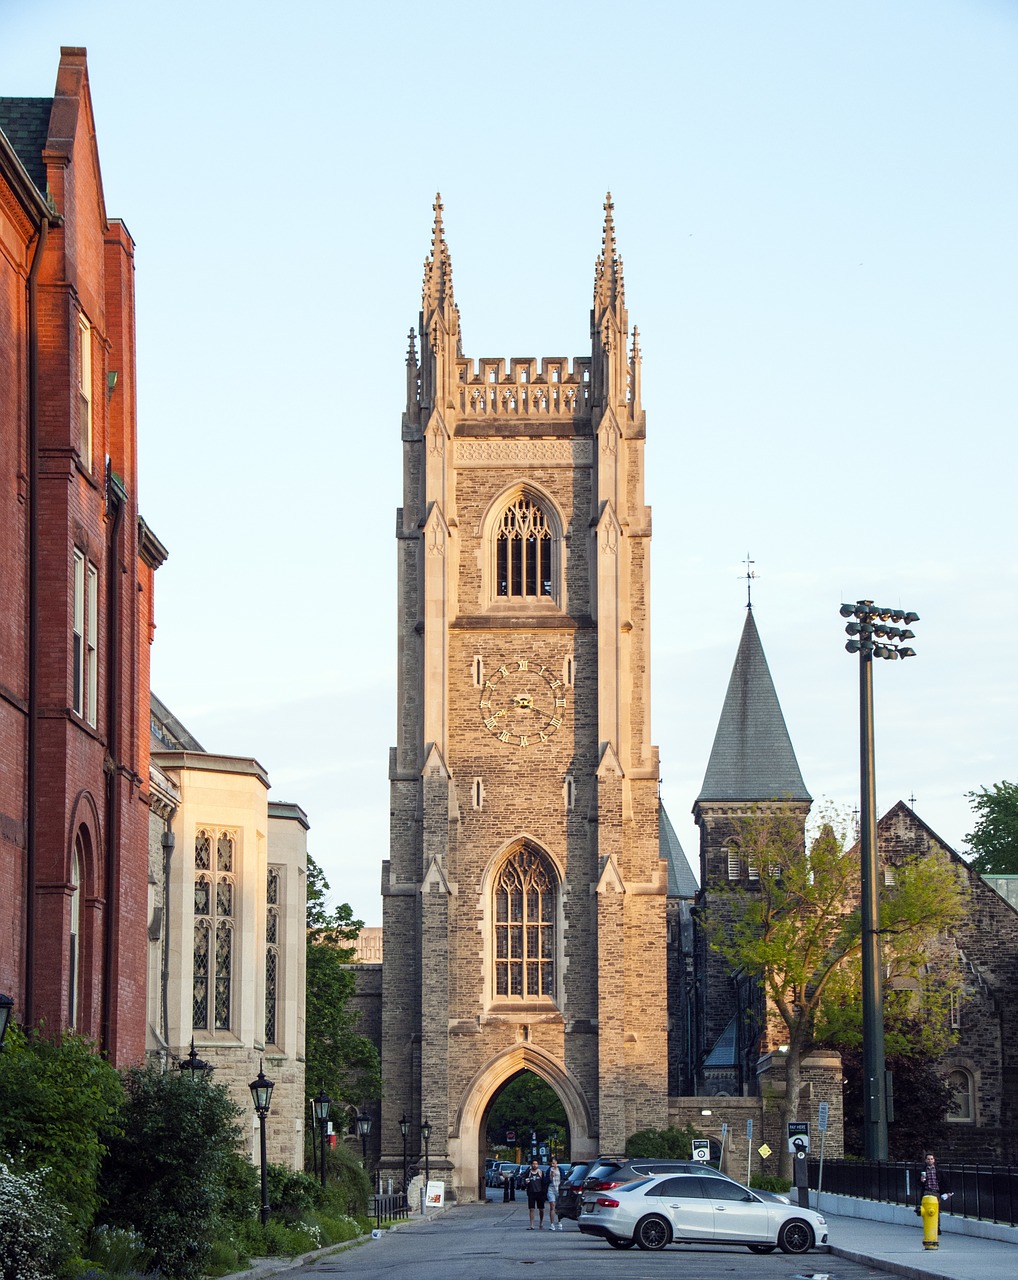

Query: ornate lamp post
left=399, top=1112, right=410, bottom=1190
left=177, top=1037, right=214, bottom=1080
left=0, top=993, right=13, bottom=1052
left=841, top=599, right=918, bottom=1161
left=420, top=1117, right=432, bottom=1188
left=356, top=1110, right=372, bottom=1167
left=248, top=1062, right=275, bottom=1225
left=312, top=1088, right=332, bottom=1189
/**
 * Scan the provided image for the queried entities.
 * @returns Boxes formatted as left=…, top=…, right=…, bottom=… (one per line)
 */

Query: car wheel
left=607, top=1236, right=636, bottom=1249
left=635, top=1215, right=671, bottom=1251
left=748, top=1244, right=776, bottom=1254
left=777, top=1219, right=814, bottom=1254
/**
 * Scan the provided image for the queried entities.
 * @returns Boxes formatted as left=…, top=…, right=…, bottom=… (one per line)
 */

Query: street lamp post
left=356, top=1110, right=372, bottom=1167
left=399, top=1112, right=410, bottom=1191
left=312, top=1088, right=332, bottom=1189
left=841, top=600, right=918, bottom=1162
left=420, top=1118, right=432, bottom=1188
left=0, top=993, right=14, bottom=1052
left=248, top=1062, right=275, bottom=1225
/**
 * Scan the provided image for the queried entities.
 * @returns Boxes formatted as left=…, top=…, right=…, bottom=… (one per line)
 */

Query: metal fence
left=808, top=1159, right=1018, bottom=1226
left=372, top=1191, right=411, bottom=1226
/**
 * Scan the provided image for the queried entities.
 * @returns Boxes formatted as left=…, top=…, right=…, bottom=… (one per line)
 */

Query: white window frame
left=73, top=551, right=98, bottom=726
left=78, top=315, right=92, bottom=468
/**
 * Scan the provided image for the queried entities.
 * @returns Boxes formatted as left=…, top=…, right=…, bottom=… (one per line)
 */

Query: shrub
left=625, top=1123, right=697, bottom=1159
left=98, top=1068, right=242, bottom=1280
left=751, top=1173, right=793, bottom=1194
left=322, top=1140, right=372, bottom=1216
left=266, top=1163, right=322, bottom=1221
left=0, top=1160, right=74, bottom=1280
left=0, top=1025, right=124, bottom=1236
left=83, top=1224, right=153, bottom=1277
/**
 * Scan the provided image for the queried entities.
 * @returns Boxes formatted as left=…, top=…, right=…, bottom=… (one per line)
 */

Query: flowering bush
left=0, top=1160, right=71, bottom=1280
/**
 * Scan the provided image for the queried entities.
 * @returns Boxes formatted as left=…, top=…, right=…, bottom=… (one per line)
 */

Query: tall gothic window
left=493, top=847, right=556, bottom=1000
left=193, top=827, right=235, bottom=1031
left=495, top=494, right=553, bottom=600
left=265, top=867, right=280, bottom=1046
left=69, top=838, right=83, bottom=1028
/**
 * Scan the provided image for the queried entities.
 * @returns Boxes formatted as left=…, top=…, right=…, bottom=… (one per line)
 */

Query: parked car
left=582, top=1157, right=791, bottom=1204
left=557, top=1161, right=592, bottom=1220
left=578, top=1172, right=827, bottom=1253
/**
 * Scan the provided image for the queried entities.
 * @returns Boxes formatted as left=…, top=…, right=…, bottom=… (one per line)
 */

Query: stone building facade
left=380, top=196, right=668, bottom=1200
left=147, top=695, right=309, bottom=1169
left=0, top=49, right=160, bottom=1066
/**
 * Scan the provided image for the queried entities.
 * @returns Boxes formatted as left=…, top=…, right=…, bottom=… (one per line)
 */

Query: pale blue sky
left=3, top=1, right=1015, bottom=923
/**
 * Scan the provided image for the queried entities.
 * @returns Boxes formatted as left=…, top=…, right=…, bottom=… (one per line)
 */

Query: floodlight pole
left=858, top=640, right=887, bottom=1163
left=841, top=599, right=918, bottom=1162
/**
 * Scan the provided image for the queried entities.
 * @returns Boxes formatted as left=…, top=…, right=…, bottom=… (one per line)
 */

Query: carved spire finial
left=406, top=328, right=418, bottom=367
left=594, top=190, right=625, bottom=310
left=631, top=326, right=641, bottom=360
left=422, top=191, right=455, bottom=314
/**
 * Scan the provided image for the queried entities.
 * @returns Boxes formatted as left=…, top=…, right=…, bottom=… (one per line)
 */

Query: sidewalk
left=822, top=1203, right=1018, bottom=1280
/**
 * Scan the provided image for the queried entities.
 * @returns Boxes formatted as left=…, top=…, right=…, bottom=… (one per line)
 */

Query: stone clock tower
left=380, top=196, right=667, bottom=1201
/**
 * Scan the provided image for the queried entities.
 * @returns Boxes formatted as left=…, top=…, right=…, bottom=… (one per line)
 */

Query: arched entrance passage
left=448, top=1043, right=597, bottom=1202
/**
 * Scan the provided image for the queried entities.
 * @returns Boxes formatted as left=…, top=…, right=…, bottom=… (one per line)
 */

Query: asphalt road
left=285, top=1200, right=898, bottom=1279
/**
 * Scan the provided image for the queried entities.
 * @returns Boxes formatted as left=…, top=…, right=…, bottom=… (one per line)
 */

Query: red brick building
left=0, top=48, right=162, bottom=1065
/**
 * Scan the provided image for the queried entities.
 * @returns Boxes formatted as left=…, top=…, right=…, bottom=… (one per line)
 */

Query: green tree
left=701, top=808, right=967, bottom=1177
left=486, top=1072, right=567, bottom=1153
left=965, top=780, right=1018, bottom=874
left=0, top=1025, right=124, bottom=1236
left=99, top=1067, right=243, bottom=1280
left=305, top=857, right=380, bottom=1118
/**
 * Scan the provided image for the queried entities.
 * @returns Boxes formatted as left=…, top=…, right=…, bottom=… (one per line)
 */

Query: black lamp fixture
left=356, top=1109, right=373, bottom=1166
left=420, top=1117, right=432, bottom=1187
left=0, top=992, right=13, bottom=1053
left=177, top=1037, right=214, bottom=1080
left=248, top=1062, right=275, bottom=1224
left=840, top=598, right=919, bottom=1163
left=312, top=1088, right=332, bottom=1189
left=399, top=1112, right=410, bottom=1190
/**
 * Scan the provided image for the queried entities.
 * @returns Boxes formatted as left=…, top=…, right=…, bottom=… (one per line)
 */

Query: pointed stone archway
left=447, top=1043, right=597, bottom=1202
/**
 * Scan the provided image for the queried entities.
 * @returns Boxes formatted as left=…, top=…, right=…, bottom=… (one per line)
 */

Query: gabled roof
left=697, top=609, right=811, bottom=804
left=0, top=97, right=52, bottom=196
left=660, top=803, right=699, bottom=896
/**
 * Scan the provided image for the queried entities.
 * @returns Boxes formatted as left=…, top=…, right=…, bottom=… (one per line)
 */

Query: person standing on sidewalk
left=545, top=1156, right=562, bottom=1230
left=918, top=1152, right=952, bottom=1244
left=524, top=1159, right=547, bottom=1229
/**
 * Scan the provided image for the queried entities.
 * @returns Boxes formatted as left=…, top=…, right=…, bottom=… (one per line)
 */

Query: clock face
left=479, top=659, right=567, bottom=747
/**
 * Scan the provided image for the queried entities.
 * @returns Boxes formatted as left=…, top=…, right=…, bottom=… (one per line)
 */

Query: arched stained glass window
left=496, top=494, right=553, bottom=600
left=493, top=847, right=556, bottom=1000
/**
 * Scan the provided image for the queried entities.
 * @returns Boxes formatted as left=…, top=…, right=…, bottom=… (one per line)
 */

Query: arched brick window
left=487, top=490, right=562, bottom=607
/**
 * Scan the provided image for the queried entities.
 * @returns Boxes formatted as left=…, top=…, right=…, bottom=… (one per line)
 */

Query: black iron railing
left=372, top=1191, right=411, bottom=1226
left=809, top=1159, right=1018, bottom=1227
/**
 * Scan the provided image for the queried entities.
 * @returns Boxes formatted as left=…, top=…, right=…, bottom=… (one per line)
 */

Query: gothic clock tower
left=380, top=196, right=667, bottom=1200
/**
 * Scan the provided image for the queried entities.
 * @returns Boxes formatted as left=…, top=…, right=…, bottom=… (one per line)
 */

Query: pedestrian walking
left=524, top=1158, right=546, bottom=1229
left=545, top=1155, right=562, bottom=1230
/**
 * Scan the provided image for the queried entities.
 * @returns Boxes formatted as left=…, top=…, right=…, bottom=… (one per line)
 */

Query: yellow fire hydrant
left=921, top=1194, right=940, bottom=1249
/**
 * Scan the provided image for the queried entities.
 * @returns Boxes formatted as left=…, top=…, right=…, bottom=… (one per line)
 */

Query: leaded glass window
left=495, top=495, right=553, bottom=599
left=265, top=946, right=278, bottom=1046
left=193, top=827, right=236, bottom=1032
left=267, top=867, right=279, bottom=905
left=494, top=847, right=556, bottom=1000
left=266, top=906, right=278, bottom=945
left=215, top=921, right=232, bottom=1030
left=193, top=921, right=211, bottom=1028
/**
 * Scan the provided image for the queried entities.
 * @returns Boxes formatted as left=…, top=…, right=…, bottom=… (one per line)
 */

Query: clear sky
left=3, top=1, right=1015, bottom=925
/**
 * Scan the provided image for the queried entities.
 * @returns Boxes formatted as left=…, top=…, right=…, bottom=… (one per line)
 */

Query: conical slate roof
left=697, top=609, right=811, bottom=804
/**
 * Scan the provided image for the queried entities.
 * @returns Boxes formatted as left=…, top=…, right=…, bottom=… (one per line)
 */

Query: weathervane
left=740, top=553, right=758, bottom=608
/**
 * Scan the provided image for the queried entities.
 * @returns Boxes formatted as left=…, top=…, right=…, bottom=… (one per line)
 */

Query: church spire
left=594, top=191, right=625, bottom=311
left=697, top=610, right=811, bottom=804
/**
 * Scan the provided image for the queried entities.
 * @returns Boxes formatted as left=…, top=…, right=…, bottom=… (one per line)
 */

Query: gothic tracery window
left=495, top=494, right=554, bottom=601
left=193, top=827, right=235, bottom=1031
left=493, top=847, right=556, bottom=1000
left=265, top=867, right=280, bottom=1045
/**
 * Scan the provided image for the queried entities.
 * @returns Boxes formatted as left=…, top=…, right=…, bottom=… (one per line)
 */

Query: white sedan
left=578, top=1172, right=828, bottom=1254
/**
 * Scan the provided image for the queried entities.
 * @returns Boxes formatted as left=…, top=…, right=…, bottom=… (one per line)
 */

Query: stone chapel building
left=379, top=197, right=668, bottom=1200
